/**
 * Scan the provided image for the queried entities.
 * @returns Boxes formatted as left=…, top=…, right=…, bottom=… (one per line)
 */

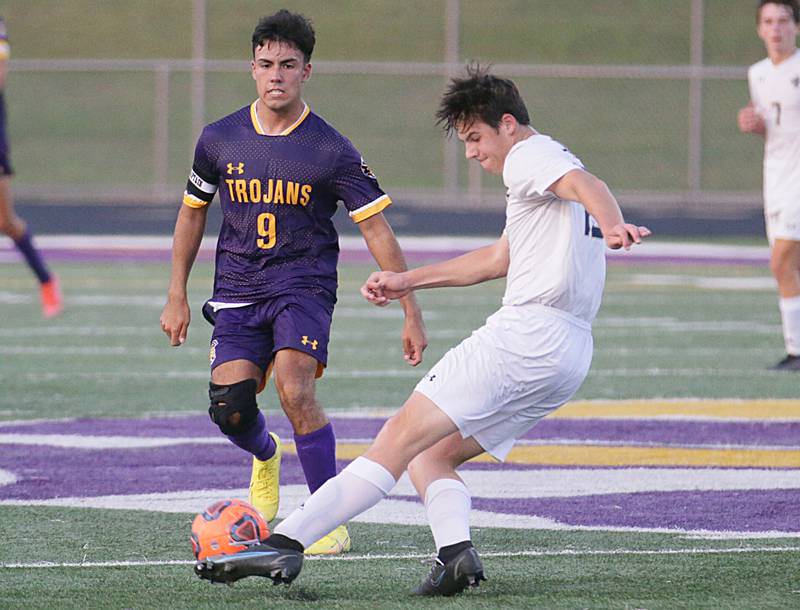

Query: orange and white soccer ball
left=190, top=499, right=270, bottom=560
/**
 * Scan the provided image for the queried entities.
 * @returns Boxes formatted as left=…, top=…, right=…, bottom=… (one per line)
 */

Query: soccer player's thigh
left=416, top=309, right=592, bottom=461
left=768, top=209, right=800, bottom=290
left=209, top=305, right=273, bottom=385
left=413, top=322, right=511, bottom=444
left=469, top=320, right=594, bottom=461
left=270, top=295, right=333, bottom=430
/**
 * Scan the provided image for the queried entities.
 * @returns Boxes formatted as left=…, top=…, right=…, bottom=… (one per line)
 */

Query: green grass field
left=1, top=251, right=799, bottom=609
left=0, top=254, right=797, bottom=421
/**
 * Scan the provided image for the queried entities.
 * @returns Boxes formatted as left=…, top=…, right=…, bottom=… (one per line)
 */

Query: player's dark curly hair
left=252, top=10, right=315, bottom=62
left=757, top=0, right=800, bottom=23
left=436, top=64, right=530, bottom=135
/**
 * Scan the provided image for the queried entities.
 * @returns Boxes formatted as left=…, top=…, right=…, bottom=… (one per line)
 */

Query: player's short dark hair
left=252, top=9, right=315, bottom=62
left=757, top=0, right=800, bottom=24
left=436, top=64, right=530, bottom=135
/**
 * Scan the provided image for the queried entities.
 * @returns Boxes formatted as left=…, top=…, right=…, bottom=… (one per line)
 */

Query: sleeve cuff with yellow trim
left=349, top=194, right=391, bottom=223
left=183, top=192, right=210, bottom=208
left=0, top=42, right=10, bottom=60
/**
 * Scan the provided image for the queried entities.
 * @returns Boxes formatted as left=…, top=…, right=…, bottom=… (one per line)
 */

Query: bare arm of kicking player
left=357, top=212, right=428, bottom=364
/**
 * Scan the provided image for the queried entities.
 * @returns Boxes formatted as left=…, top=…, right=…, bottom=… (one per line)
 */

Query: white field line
left=0, top=345, right=785, bottom=358
left=0, top=369, right=793, bottom=383
left=0, top=433, right=796, bottom=452
left=3, top=546, right=799, bottom=569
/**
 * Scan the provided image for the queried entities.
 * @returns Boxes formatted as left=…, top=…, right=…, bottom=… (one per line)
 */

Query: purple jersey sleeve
left=330, top=140, right=391, bottom=223
left=183, top=129, right=220, bottom=208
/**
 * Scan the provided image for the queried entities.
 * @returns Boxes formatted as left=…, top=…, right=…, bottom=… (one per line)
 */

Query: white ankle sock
left=424, top=478, right=471, bottom=551
left=779, top=295, right=800, bottom=356
left=274, top=456, right=396, bottom=548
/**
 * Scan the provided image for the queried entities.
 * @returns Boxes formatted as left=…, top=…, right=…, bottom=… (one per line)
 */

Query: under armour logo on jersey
left=301, top=336, right=318, bottom=350
left=792, top=76, right=800, bottom=88
left=428, top=374, right=436, bottom=382
left=226, top=162, right=245, bottom=175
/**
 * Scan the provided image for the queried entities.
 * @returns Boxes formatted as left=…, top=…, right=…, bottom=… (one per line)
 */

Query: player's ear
left=302, top=62, right=312, bottom=82
left=500, top=113, right=517, bottom=135
left=251, top=60, right=257, bottom=81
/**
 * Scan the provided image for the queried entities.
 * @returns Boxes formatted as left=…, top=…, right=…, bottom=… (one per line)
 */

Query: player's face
left=757, top=3, right=800, bottom=59
left=456, top=118, right=515, bottom=175
left=251, top=41, right=311, bottom=114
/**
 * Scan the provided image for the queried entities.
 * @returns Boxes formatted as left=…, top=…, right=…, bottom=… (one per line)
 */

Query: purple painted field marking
left=1, top=412, right=798, bottom=534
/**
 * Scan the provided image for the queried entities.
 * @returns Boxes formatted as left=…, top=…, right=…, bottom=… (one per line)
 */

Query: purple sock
left=14, top=231, right=51, bottom=284
left=294, top=422, right=337, bottom=493
left=226, top=411, right=276, bottom=461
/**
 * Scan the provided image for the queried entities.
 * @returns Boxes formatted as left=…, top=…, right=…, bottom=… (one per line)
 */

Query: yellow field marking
left=282, top=443, right=800, bottom=468
left=551, top=399, right=800, bottom=420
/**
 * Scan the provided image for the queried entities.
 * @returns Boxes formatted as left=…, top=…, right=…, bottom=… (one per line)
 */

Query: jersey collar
left=250, top=101, right=310, bottom=136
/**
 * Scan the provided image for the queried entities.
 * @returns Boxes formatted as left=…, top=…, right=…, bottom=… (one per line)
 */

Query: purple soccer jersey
left=184, top=101, right=391, bottom=303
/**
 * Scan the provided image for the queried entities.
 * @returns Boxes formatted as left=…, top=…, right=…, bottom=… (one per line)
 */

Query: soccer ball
left=190, top=498, right=270, bottom=560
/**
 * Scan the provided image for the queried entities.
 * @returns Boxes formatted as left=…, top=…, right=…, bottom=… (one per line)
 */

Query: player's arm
left=549, top=169, right=651, bottom=250
left=0, top=30, right=9, bottom=91
left=737, top=102, right=766, bottom=136
left=0, top=56, right=7, bottom=92
left=358, top=212, right=427, bottom=365
left=160, top=203, right=209, bottom=346
left=361, top=234, right=509, bottom=306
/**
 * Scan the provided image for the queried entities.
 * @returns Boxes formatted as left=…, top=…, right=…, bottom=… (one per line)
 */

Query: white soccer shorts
left=414, top=303, right=593, bottom=461
left=765, top=204, right=800, bottom=244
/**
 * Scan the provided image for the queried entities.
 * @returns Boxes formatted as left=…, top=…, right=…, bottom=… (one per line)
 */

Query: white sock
left=424, top=478, right=471, bottom=551
left=779, top=295, right=800, bottom=356
left=274, top=456, right=396, bottom=548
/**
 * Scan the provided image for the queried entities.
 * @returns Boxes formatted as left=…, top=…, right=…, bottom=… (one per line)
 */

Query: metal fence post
left=153, top=62, right=171, bottom=201
left=443, top=0, right=460, bottom=201
left=688, top=0, right=705, bottom=194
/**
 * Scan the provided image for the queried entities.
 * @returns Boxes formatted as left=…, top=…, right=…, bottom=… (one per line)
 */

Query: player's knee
left=275, top=377, right=314, bottom=411
left=208, top=379, right=260, bottom=435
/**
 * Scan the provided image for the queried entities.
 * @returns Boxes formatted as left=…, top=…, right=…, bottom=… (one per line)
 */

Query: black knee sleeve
left=208, top=378, right=259, bottom=435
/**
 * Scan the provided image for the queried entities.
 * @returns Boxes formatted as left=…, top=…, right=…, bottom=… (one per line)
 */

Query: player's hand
left=160, top=297, right=191, bottom=346
left=401, top=309, right=427, bottom=367
left=360, top=271, right=412, bottom=306
left=604, top=224, right=652, bottom=250
left=738, top=103, right=765, bottom=135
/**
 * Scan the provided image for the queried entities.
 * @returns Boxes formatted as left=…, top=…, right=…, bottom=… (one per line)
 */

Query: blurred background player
left=738, top=0, right=800, bottom=371
left=0, top=16, right=61, bottom=318
left=160, top=10, right=426, bottom=555
left=194, top=65, right=650, bottom=594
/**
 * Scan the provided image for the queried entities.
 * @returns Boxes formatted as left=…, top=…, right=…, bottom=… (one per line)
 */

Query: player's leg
left=270, top=347, right=353, bottom=553
left=0, top=175, right=61, bottom=317
left=769, top=238, right=800, bottom=370
left=208, top=306, right=281, bottom=520
left=269, top=295, right=358, bottom=554
left=271, top=347, right=330, bottom=486
left=195, top=390, right=460, bottom=584
left=406, top=434, right=487, bottom=596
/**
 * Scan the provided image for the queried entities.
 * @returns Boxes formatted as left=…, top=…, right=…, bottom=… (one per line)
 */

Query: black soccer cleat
left=770, top=354, right=800, bottom=371
left=194, top=543, right=303, bottom=585
left=412, top=547, right=486, bottom=596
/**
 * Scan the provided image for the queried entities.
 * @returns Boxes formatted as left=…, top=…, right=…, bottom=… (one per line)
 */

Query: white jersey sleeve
left=501, top=135, right=606, bottom=324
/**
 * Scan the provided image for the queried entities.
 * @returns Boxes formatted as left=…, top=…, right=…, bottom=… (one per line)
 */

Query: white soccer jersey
left=501, top=134, right=606, bottom=323
left=748, top=49, right=800, bottom=213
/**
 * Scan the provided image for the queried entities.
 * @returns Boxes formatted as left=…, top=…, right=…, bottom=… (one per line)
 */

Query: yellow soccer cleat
left=248, top=432, right=282, bottom=522
left=304, top=524, right=351, bottom=555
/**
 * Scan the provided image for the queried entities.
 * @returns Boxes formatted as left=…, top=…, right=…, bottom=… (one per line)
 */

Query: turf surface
left=1, top=253, right=798, bottom=608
